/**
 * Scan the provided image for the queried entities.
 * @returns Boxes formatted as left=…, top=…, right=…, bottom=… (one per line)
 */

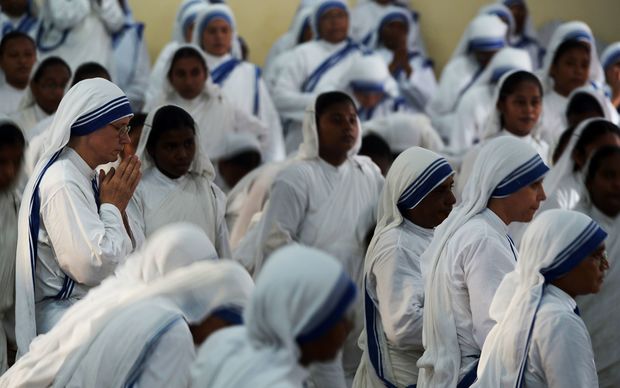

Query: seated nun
left=345, top=54, right=405, bottom=122
left=0, top=0, right=39, bottom=40
left=353, top=147, right=456, bottom=388
left=362, top=5, right=437, bottom=113
left=541, top=118, right=620, bottom=212
left=190, top=244, right=357, bottom=388
left=575, top=146, right=620, bottom=387
left=270, top=0, right=367, bottom=154
left=449, top=47, right=532, bottom=154
left=0, top=32, right=36, bottom=115
left=53, top=260, right=254, bottom=388
left=601, top=42, right=620, bottom=113
left=427, top=14, right=507, bottom=140
left=473, top=209, right=607, bottom=388
left=1, top=222, right=219, bottom=385
left=418, top=136, right=549, bottom=388
left=13, top=78, right=140, bottom=355
left=144, top=44, right=270, bottom=163
left=128, top=105, right=231, bottom=257
left=192, top=4, right=285, bottom=162
left=9, top=57, right=71, bottom=141
left=210, top=130, right=263, bottom=194
left=457, top=70, right=549, bottom=197
left=537, top=21, right=604, bottom=144
left=0, top=120, right=25, bottom=374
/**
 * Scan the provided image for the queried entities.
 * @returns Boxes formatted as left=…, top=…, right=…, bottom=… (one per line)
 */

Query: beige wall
left=130, top=0, right=619, bottom=74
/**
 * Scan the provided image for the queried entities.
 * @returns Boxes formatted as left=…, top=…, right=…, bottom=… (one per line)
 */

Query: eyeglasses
left=110, top=122, right=131, bottom=136
left=591, top=250, right=609, bottom=267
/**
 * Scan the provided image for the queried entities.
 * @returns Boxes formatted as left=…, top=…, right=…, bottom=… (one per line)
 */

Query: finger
left=120, top=156, right=140, bottom=182
left=103, top=167, right=116, bottom=184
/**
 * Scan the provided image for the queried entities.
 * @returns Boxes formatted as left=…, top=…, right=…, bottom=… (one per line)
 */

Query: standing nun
left=1, top=222, right=219, bottom=385
left=417, top=136, right=549, bottom=388
left=192, top=4, right=285, bottom=162
left=190, top=244, right=357, bottom=388
left=473, top=209, right=607, bottom=387
left=128, top=105, right=231, bottom=257
left=353, top=147, right=455, bottom=388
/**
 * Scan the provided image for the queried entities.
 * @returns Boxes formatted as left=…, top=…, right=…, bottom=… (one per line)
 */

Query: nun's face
left=318, top=8, right=348, bottom=44
left=201, top=18, right=233, bottom=56
left=0, top=36, right=36, bottom=88
left=406, top=175, right=456, bottom=228
left=317, top=101, right=359, bottom=163
left=169, top=56, right=207, bottom=100
left=502, top=178, right=546, bottom=223
left=84, top=117, right=131, bottom=166
left=298, top=317, right=353, bottom=365
left=554, top=244, right=608, bottom=297
left=498, top=80, right=542, bottom=137
left=148, top=127, right=196, bottom=179
left=0, top=143, right=23, bottom=191
left=550, top=46, right=590, bottom=97
left=31, top=63, right=71, bottom=115
left=587, top=153, right=620, bottom=218
left=379, top=19, right=408, bottom=51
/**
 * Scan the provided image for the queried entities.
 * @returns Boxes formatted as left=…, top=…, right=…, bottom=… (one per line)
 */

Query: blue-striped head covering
left=601, top=42, right=620, bottom=71
left=312, top=0, right=348, bottom=40
left=193, top=4, right=237, bottom=49
left=70, top=95, right=132, bottom=136
left=491, top=153, right=549, bottom=198
left=397, top=157, right=454, bottom=212
left=378, top=10, right=410, bottom=34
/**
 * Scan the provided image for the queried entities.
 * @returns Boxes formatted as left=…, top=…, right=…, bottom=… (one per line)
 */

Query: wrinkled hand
left=99, top=155, right=141, bottom=212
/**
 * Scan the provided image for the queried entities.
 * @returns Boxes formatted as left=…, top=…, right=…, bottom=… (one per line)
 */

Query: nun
left=0, top=32, right=36, bottom=115
left=600, top=42, right=620, bottom=114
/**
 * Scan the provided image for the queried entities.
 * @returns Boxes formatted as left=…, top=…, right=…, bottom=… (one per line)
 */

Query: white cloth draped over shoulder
left=53, top=260, right=254, bottom=388
left=427, top=14, right=507, bottom=141
left=191, top=5, right=285, bottom=162
left=417, top=136, right=549, bottom=387
left=576, top=196, right=620, bottom=387
left=144, top=43, right=270, bottom=164
left=449, top=47, right=532, bottom=153
left=13, top=78, right=133, bottom=356
left=36, top=0, right=124, bottom=74
left=354, top=147, right=454, bottom=388
left=190, top=244, right=357, bottom=388
left=1, top=222, right=219, bottom=386
left=127, top=105, right=231, bottom=258
left=538, top=21, right=604, bottom=144
left=473, top=209, right=605, bottom=387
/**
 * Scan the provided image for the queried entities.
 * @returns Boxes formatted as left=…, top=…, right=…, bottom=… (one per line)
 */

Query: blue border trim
left=211, top=305, right=244, bottom=325
left=468, top=37, right=505, bottom=52
left=71, top=96, right=133, bottom=136
left=397, top=158, right=453, bottom=211
left=491, top=155, right=548, bottom=198
left=603, top=50, right=620, bottom=70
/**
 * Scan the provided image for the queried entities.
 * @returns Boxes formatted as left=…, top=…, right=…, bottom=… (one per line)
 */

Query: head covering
left=417, top=136, right=549, bottom=387
left=473, top=209, right=606, bottom=387
left=171, top=0, right=210, bottom=43
left=565, top=85, right=617, bottom=122
left=543, top=117, right=613, bottom=203
left=2, top=222, right=218, bottom=386
left=270, top=6, right=314, bottom=57
left=13, top=78, right=132, bottom=355
left=191, top=4, right=242, bottom=59
left=190, top=244, right=357, bottom=387
left=310, top=0, right=349, bottom=40
left=498, top=0, right=539, bottom=44
left=347, top=54, right=398, bottom=98
left=482, top=69, right=542, bottom=140
left=601, top=42, right=620, bottom=71
left=539, top=21, right=603, bottom=92
left=297, top=94, right=362, bottom=160
left=465, top=46, right=532, bottom=95
left=52, top=260, right=254, bottom=387
left=363, top=112, right=444, bottom=154
left=450, top=14, right=507, bottom=61
left=363, top=5, right=415, bottom=50
left=136, top=104, right=216, bottom=181
left=478, top=3, right=515, bottom=39
left=365, top=147, right=454, bottom=273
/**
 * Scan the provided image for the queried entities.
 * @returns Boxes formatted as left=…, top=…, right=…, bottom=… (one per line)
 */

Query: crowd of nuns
left=0, top=0, right=619, bottom=387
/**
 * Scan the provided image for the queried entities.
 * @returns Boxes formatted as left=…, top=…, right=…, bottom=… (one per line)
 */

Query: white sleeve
left=462, top=236, right=515, bottom=349
left=136, top=321, right=196, bottom=388
left=95, top=0, right=125, bottom=33
left=371, top=245, right=424, bottom=348
left=45, top=0, right=91, bottom=30
left=41, top=182, right=132, bottom=286
left=449, top=93, right=478, bottom=153
left=531, top=312, right=598, bottom=388
left=213, top=184, right=232, bottom=259
left=269, top=51, right=316, bottom=122
left=257, top=78, right=286, bottom=162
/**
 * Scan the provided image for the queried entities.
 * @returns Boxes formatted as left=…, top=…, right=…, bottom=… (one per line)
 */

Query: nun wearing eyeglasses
left=353, top=147, right=455, bottom=388
left=190, top=244, right=357, bottom=388
left=13, top=78, right=141, bottom=356
left=473, top=209, right=607, bottom=388
left=417, top=136, right=549, bottom=388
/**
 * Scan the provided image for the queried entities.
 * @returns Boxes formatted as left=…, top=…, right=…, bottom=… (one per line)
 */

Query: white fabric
left=539, top=89, right=568, bottom=144
left=576, top=201, right=620, bottom=387
left=417, top=136, right=547, bottom=387
left=566, top=85, right=620, bottom=125
left=473, top=209, right=603, bottom=387
left=499, top=0, right=543, bottom=68
left=13, top=78, right=133, bottom=356
left=354, top=147, right=453, bottom=387
left=0, top=82, right=27, bottom=115
left=192, top=5, right=285, bottom=162
left=0, top=7, right=39, bottom=40
left=2, top=222, right=219, bottom=385
left=362, top=112, right=444, bottom=154
left=264, top=7, right=314, bottom=76
left=190, top=244, right=356, bottom=388
left=427, top=15, right=507, bottom=140
left=128, top=104, right=231, bottom=257
left=144, top=44, right=270, bottom=163
left=36, top=0, right=124, bottom=75
left=53, top=260, right=254, bottom=388
left=450, top=47, right=532, bottom=152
